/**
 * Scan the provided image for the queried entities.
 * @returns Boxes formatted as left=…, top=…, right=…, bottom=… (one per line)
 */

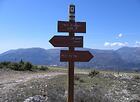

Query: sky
left=0, top=0, right=140, bottom=53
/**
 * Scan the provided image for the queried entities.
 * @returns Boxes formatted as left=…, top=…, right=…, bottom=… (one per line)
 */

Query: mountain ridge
left=0, top=47, right=140, bottom=71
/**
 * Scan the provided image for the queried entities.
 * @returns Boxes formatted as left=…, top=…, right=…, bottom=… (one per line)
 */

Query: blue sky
left=0, top=0, right=140, bottom=53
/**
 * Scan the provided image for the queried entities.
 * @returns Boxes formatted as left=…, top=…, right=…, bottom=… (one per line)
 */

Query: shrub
left=40, top=66, right=48, bottom=71
left=0, top=61, right=34, bottom=71
left=74, top=75, right=80, bottom=81
left=10, top=62, right=20, bottom=70
left=74, top=87, right=112, bottom=102
left=0, top=61, right=11, bottom=69
left=130, top=99, right=140, bottom=102
left=133, top=75, right=140, bottom=80
left=0, top=61, right=49, bottom=71
left=79, top=79, right=85, bottom=83
left=38, top=66, right=48, bottom=71
left=24, top=62, right=33, bottom=71
left=74, top=75, right=85, bottom=83
left=1, top=61, right=11, bottom=66
left=88, top=70, right=99, bottom=78
left=19, top=59, right=24, bottom=65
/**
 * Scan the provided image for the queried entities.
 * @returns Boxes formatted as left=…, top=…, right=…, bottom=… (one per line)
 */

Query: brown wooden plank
left=60, top=50, right=93, bottom=62
left=58, top=21, right=86, bottom=33
left=49, top=36, right=83, bottom=47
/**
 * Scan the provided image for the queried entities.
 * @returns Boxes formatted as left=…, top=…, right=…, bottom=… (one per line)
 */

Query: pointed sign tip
left=87, top=51, right=94, bottom=61
left=49, top=38, right=52, bottom=44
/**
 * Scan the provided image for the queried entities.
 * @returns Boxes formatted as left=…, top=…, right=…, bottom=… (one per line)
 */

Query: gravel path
left=0, top=69, right=65, bottom=102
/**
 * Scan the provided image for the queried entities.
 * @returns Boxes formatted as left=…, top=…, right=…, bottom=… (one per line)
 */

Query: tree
left=24, top=62, right=33, bottom=71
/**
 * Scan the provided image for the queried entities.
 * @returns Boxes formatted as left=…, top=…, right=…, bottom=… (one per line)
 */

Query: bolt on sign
left=49, top=4, right=94, bottom=102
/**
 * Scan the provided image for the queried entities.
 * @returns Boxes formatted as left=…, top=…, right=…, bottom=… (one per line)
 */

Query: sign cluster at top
left=49, top=4, right=93, bottom=62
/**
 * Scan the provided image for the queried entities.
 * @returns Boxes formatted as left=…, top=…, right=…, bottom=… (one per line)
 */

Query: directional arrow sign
left=58, top=21, right=86, bottom=33
left=60, top=50, right=93, bottom=62
left=49, top=36, right=83, bottom=47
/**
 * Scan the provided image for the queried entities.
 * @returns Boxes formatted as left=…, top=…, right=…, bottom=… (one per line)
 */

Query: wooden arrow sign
left=60, top=50, right=93, bottom=62
left=49, top=36, right=83, bottom=47
left=58, top=21, right=86, bottom=33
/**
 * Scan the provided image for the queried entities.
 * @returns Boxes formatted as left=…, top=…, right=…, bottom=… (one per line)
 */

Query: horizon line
left=0, top=46, right=139, bottom=54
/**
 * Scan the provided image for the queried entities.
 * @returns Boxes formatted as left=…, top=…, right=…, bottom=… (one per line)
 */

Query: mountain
left=0, top=48, right=61, bottom=66
left=116, top=47, right=140, bottom=64
left=116, top=47, right=140, bottom=70
left=0, top=47, right=140, bottom=71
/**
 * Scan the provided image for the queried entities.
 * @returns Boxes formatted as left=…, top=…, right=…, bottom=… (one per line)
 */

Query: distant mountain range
left=0, top=47, right=140, bottom=71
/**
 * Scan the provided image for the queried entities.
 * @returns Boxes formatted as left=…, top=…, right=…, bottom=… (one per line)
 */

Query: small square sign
left=69, top=5, right=75, bottom=14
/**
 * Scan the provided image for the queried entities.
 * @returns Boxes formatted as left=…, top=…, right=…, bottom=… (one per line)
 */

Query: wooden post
left=68, top=4, right=75, bottom=102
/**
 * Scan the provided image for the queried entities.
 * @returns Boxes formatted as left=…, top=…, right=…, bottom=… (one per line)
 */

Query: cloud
left=117, top=33, right=123, bottom=38
left=134, top=41, right=140, bottom=47
left=104, top=42, right=128, bottom=47
left=118, top=33, right=122, bottom=37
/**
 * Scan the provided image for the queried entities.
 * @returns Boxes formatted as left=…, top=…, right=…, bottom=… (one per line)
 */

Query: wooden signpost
left=49, top=4, right=94, bottom=102
left=60, top=50, right=93, bottom=62
left=58, top=21, right=86, bottom=33
left=49, top=36, right=83, bottom=47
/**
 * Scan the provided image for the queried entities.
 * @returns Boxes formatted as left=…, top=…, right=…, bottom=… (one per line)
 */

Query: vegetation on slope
left=0, top=60, right=48, bottom=71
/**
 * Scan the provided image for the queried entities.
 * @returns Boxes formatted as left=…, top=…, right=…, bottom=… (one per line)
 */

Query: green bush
left=88, top=70, right=99, bottom=78
left=133, top=75, right=140, bottom=80
left=0, top=61, right=49, bottom=71
left=0, top=61, right=34, bottom=71
left=37, top=66, right=48, bottom=71
left=10, top=62, right=20, bottom=70
left=24, top=62, right=33, bottom=71
left=75, top=75, right=80, bottom=81
left=0, top=61, right=11, bottom=69
left=1, top=61, right=11, bottom=66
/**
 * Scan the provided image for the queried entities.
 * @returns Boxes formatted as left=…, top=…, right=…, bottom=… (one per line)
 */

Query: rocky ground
left=44, top=72, right=140, bottom=102
left=0, top=69, right=140, bottom=102
left=103, top=73, right=140, bottom=102
left=0, top=69, right=65, bottom=102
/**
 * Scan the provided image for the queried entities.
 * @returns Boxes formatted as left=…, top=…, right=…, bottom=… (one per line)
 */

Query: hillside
left=0, top=47, right=140, bottom=71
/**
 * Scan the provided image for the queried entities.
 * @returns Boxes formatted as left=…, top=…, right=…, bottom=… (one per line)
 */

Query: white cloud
left=104, top=42, right=128, bottom=47
left=117, top=33, right=123, bottom=38
left=135, top=41, right=140, bottom=47
left=104, top=42, right=110, bottom=46
left=118, top=33, right=122, bottom=37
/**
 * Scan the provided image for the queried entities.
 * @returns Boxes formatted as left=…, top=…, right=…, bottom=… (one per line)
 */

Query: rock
left=24, top=95, right=48, bottom=102
left=130, top=99, right=140, bottom=102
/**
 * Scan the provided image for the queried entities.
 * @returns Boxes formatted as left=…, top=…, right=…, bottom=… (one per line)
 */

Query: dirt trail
left=0, top=69, right=65, bottom=101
